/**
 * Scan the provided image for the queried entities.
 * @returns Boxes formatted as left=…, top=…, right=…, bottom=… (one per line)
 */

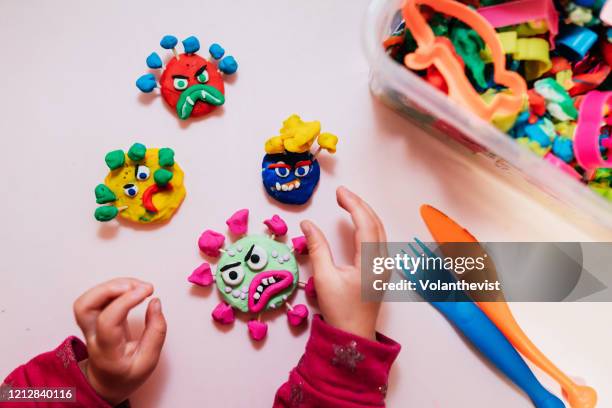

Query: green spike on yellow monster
left=94, top=142, right=186, bottom=224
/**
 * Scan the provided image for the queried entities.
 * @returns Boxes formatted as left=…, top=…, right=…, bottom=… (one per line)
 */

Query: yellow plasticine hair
left=318, top=132, right=338, bottom=153
left=265, top=136, right=285, bottom=154
left=264, top=115, right=339, bottom=155
left=281, top=115, right=320, bottom=153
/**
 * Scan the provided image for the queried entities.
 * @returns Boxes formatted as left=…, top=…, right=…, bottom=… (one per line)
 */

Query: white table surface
left=0, top=0, right=609, bottom=406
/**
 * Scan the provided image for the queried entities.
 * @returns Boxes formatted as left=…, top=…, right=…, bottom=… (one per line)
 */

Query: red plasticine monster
left=136, top=35, right=238, bottom=120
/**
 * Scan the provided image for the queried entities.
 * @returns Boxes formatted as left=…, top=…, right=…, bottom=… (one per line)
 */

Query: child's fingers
left=96, top=284, right=154, bottom=347
left=336, top=186, right=385, bottom=265
left=135, top=298, right=167, bottom=375
left=300, top=220, right=335, bottom=277
left=340, top=186, right=386, bottom=236
left=74, top=278, right=139, bottom=338
left=337, top=186, right=386, bottom=239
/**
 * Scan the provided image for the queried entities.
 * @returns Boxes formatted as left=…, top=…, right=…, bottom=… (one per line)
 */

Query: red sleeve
left=1, top=337, right=115, bottom=408
left=273, top=315, right=401, bottom=407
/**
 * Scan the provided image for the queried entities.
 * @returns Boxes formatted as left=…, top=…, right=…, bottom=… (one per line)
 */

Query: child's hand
left=73, top=278, right=167, bottom=405
left=300, top=186, right=388, bottom=341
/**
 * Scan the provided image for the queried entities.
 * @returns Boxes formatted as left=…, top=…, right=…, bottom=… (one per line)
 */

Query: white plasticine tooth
left=232, top=289, right=241, bottom=298
left=281, top=184, right=288, bottom=191
left=283, top=254, right=291, bottom=261
left=271, top=250, right=278, bottom=258
left=254, top=292, right=260, bottom=300
left=283, top=295, right=288, bottom=300
left=257, top=285, right=263, bottom=292
left=262, top=278, right=268, bottom=285
left=224, top=287, right=232, bottom=293
left=269, top=277, right=276, bottom=284
left=236, top=245, right=243, bottom=252
left=227, top=249, right=235, bottom=257
left=287, top=184, right=294, bottom=191
left=186, top=96, right=194, bottom=106
left=295, top=180, right=301, bottom=189
left=241, top=286, right=248, bottom=293
left=240, top=293, right=246, bottom=300
left=275, top=182, right=281, bottom=191
left=270, top=304, right=276, bottom=309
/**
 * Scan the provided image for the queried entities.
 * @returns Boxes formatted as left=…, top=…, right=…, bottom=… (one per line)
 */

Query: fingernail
left=133, top=285, right=150, bottom=297
left=114, top=282, right=132, bottom=292
left=300, top=220, right=312, bottom=235
left=152, top=298, right=162, bottom=312
left=339, top=185, right=355, bottom=198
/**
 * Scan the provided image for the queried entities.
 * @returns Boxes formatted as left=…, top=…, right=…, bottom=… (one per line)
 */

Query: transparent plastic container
left=363, top=0, right=612, bottom=236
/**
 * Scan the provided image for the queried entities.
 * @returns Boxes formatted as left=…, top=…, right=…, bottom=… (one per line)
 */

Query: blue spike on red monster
left=136, top=35, right=238, bottom=120
left=262, top=115, right=339, bottom=205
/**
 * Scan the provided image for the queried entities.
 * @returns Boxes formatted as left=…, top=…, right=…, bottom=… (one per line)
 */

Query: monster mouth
left=176, top=84, right=225, bottom=120
left=142, top=183, right=173, bottom=213
left=248, top=270, right=294, bottom=313
left=271, top=179, right=301, bottom=192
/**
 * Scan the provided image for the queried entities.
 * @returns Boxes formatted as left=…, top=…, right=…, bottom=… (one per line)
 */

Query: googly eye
left=221, top=264, right=244, bottom=286
left=273, top=162, right=291, bottom=178
left=136, top=165, right=150, bottom=181
left=246, top=245, right=268, bottom=271
left=294, top=164, right=310, bottom=177
left=275, top=167, right=290, bottom=178
left=173, top=77, right=189, bottom=91
left=123, top=183, right=138, bottom=197
left=197, top=70, right=209, bottom=83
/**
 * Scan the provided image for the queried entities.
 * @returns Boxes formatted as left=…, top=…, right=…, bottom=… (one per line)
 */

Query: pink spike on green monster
left=226, top=209, right=249, bottom=235
left=188, top=262, right=213, bottom=286
left=264, top=214, right=288, bottom=236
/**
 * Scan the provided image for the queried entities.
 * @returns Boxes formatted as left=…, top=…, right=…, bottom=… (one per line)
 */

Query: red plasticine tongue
left=142, top=183, right=173, bottom=213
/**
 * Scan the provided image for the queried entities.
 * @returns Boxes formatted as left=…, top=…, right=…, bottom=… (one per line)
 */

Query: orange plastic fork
left=420, top=204, right=597, bottom=408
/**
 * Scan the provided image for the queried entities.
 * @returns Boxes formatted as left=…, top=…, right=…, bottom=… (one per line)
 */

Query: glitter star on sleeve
left=331, top=340, right=365, bottom=372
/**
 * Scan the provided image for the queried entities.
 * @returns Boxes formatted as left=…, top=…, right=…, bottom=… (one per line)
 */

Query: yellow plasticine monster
left=94, top=142, right=186, bottom=224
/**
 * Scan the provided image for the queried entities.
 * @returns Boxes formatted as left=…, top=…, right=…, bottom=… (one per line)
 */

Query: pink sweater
left=2, top=316, right=400, bottom=407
